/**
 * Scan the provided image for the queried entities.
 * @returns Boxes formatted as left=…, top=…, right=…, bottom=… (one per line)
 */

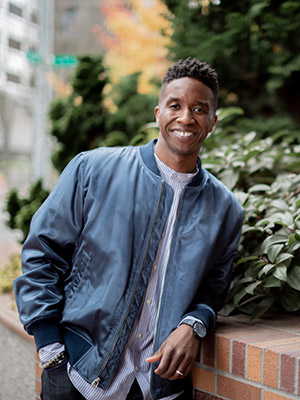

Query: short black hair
left=162, top=57, right=219, bottom=109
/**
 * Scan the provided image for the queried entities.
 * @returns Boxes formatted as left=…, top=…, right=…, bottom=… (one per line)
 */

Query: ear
left=209, top=114, right=217, bottom=132
left=154, top=106, right=160, bottom=123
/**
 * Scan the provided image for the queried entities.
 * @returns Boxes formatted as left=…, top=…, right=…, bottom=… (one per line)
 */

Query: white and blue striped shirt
left=40, top=154, right=199, bottom=399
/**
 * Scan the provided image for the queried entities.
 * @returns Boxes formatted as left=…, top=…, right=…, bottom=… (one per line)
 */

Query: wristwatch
left=181, top=318, right=207, bottom=339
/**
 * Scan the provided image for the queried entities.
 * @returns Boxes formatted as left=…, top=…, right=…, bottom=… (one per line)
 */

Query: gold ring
left=176, top=370, right=184, bottom=376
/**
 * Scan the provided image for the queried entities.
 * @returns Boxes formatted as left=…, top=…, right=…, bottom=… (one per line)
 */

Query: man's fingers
left=168, top=357, right=194, bottom=381
left=146, top=352, right=162, bottom=363
left=157, top=351, right=184, bottom=379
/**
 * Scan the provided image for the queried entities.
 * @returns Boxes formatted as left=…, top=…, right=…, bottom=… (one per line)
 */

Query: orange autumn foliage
left=93, top=0, right=172, bottom=94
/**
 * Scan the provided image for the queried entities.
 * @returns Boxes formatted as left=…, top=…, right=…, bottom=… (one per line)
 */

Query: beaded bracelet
left=39, top=350, right=68, bottom=370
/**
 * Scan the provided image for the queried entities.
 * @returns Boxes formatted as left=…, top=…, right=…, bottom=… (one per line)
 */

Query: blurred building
left=0, top=0, right=38, bottom=160
left=0, top=0, right=103, bottom=190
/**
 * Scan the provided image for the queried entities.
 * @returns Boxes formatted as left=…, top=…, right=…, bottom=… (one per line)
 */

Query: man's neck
left=154, top=144, right=198, bottom=174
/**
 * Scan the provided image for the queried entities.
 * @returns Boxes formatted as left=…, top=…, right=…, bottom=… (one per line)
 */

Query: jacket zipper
left=92, top=181, right=165, bottom=387
left=149, top=187, right=185, bottom=399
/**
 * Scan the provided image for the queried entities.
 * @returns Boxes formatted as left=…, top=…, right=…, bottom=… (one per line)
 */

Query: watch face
left=193, top=322, right=206, bottom=337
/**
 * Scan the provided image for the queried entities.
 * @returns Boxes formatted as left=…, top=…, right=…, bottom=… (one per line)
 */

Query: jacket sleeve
left=181, top=208, right=244, bottom=335
left=14, top=153, right=87, bottom=350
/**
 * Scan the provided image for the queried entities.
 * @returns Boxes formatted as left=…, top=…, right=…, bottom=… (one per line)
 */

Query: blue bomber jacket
left=14, top=140, right=243, bottom=399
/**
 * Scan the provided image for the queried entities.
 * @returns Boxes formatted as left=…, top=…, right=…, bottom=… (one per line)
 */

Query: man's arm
left=14, top=153, right=86, bottom=350
left=147, top=210, right=244, bottom=380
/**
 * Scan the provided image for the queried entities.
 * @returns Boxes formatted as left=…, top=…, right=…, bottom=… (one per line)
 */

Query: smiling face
left=155, top=77, right=217, bottom=172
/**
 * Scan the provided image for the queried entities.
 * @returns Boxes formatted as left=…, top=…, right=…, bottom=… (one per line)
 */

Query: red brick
left=255, top=337, right=300, bottom=348
left=202, top=334, right=215, bottom=367
left=216, top=336, right=230, bottom=372
left=280, top=354, right=296, bottom=394
left=35, top=378, right=41, bottom=397
left=232, top=341, right=245, bottom=377
left=247, top=345, right=262, bottom=383
left=194, top=391, right=223, bottom=400
left=35, top=360, right=43, bottom=380
left=263, top=349, right=279, bottom=389
left=217, top=374, right=261, bottom=400
left=238, top=331, right=297, bottom=345
left=191, top=366, right=215, bottom=393
left=299, top=359, right=300, bottom=396
left=264, top=389, right=295, bottom=400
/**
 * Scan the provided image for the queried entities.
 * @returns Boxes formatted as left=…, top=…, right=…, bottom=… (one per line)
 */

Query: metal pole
left=32, top=0, right=54, bottom=183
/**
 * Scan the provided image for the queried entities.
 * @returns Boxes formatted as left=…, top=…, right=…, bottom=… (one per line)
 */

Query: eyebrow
left=165, top=97, right=181, bottom=105
left=165, top=97, right=210, bottom=109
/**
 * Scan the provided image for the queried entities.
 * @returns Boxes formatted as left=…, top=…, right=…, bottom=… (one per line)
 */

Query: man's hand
left=146, top=324, right=200, bottom=381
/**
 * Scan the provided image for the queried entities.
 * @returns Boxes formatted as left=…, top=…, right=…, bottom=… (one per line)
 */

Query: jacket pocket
left=63, top=326, right=93, bottom=366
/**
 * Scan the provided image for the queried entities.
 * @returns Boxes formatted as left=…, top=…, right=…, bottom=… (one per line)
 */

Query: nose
left=177, top=107, right=194, bottom=124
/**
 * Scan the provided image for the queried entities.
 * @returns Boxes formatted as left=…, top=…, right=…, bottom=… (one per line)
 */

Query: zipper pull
left=92, top=377, right=101, bottom=387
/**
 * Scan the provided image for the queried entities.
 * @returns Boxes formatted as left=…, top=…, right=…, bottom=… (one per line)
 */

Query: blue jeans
left=41, top=364, right=192, bottom=399
left=41, top=365, right=145, bottom=400
left=41, top=363, right=84, bottom=400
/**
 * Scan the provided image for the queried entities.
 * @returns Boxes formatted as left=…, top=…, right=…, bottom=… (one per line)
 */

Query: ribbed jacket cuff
left=182, top=305, right=216, bottom=335
left=30, top=319, right=63, bottom=351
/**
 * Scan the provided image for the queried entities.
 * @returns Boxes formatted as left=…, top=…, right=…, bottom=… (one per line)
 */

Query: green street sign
left=26, top=50, right=41, bottom=65
left=26, top=52, right=78, bottom=68
left=53, top=54, right=77, bottom=68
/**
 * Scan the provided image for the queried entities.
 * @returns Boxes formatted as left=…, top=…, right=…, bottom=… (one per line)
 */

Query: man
left=14, top=58, right=243, bottom=400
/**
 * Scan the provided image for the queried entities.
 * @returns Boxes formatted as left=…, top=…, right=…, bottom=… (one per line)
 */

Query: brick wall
left=192, top=314, right=300, bottom=400
left=1, top=294, right=299, bottom=400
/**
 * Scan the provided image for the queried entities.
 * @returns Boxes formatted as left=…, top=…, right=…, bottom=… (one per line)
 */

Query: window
left=30, top=74, right=35, bottom=88
left=8, top=2, right=22, bottom=17
left=31, top=10, right=38, bottom=24
left=6, top=72, right=20, bottom=83
left=8, top=37, right=21, bottom=50
left=61, top=7, right=77, bottom=31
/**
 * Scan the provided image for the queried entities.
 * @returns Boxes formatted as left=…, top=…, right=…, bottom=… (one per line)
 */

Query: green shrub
left=0, top=255, right=21, bottom=294
left=223, top=174, right=300, bottom=319
left=201, top=109, right=300, bottom=318
left=5, top=180, right=49, bottom=243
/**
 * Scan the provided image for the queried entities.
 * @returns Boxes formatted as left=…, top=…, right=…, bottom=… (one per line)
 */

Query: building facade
left=0, top=0, right=38, bottom=159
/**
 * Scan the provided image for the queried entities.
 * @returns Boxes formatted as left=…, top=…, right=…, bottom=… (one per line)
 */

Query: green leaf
left=272, top=264, right=287, bottom=281
left=288, top=233, right=297, bottom=246
left=217, top=107, right=244, bottom=121
left=234, top=288, right=247, bottom=306
left=248, top=184, right=271, bottom=193
left=236, top=277, right=255, bottom=285
left=235, top=256, right=258, bottom=267
left=238, top=294, right=265, bottom=308
left=219, top=302, right=236, bottom=317
left=274, top=212, right=294, bottom=226
left=288, top=242, right=300, bottom=253
left=250, top=297, right=275, bottom=320
left=287, top=266, right=300, bottom=291
left=252, top=260, right=268, bottom=273
left=263, top=276, right=282, bottom=288
left=281, top=289, right=300, bottom=312
left=275, top=253, right=293, bottom=264
left=219, top=169, right=239, bottom=190
left=258, top=264, right=274, bottom=278
left=261, top=236, right=286, bottom=254
left=243, top=131, right=256, bottom=144
left=295, top=230, right=300, bottom=241
left=245, top=281, right=262, bottom=294
left=270, top=199, right=289, bottom=211
left=267, top=244, right=284, bottom=263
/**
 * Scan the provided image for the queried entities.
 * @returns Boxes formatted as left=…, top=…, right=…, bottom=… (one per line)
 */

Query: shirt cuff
left=38, top=342, right=65, bottom=363
left=178, top=317, right=207, bottom=335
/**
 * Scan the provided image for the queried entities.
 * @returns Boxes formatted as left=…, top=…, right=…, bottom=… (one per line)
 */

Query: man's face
left=155, top=77, right=217, bottom=164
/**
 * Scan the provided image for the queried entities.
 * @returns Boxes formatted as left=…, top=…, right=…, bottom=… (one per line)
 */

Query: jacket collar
left=139, top=139, right=205, bottom=188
